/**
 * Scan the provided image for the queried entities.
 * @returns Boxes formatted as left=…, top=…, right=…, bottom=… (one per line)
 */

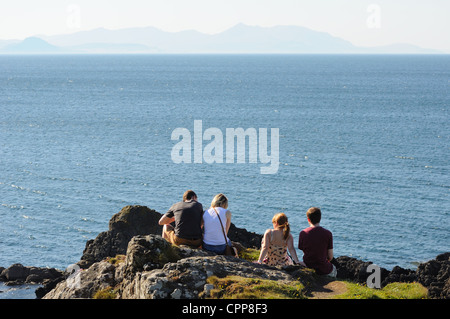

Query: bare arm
left=298, top=232, right=303, bottom=250
left=158, top=215, right=175, bottom=225
left=257, top=230, right=271, bottom=263
left=287, top=234, right=303, bottom=265
left=327, top=249, right=334, bottom=261
left=225, top=210, right=232, bottom=234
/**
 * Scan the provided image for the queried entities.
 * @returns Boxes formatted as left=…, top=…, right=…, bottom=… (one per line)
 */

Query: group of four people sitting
left=158, top=189, right=337, bottom=278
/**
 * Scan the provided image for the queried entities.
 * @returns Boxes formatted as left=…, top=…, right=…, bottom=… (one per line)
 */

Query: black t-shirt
left=164, top=200, right=203, bottom=239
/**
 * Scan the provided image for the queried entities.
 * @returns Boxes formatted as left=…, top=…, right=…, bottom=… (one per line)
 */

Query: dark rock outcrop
left=334, top=253, right=450, bottom=299
left=77, top=205, right=262, bottom=269
left=77, top=205, right=163, bottom=269
left=382, top=266, right=417, bottom=285
left=333, top=256, right=390, bottom=285
left=227, top=223, right=262, bottom=249
left=416, top=252, right=450, bottom=299
left=0, top=263, right=64, bottom=286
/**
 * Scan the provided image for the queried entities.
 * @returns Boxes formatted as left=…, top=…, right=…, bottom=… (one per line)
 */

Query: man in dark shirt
left=298, top=207, right=336, bottom=277
left=158, top=190, right=203, bottom=248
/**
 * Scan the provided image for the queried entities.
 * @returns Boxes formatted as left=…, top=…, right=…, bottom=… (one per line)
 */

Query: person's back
left=257, top=213, right=300, bottom=266
left=262, top=229, right=291, bottom=266
left=168, top=200, right=203, bottom=239
left=298, top=207, right=336, bottom=276
left=203, top=206, right=229, bottom=246
left=298, top=225, right=333, bottom=275
left=202, top=193, right=232, bottom=255
left=158, top=190, right=203, bottom=248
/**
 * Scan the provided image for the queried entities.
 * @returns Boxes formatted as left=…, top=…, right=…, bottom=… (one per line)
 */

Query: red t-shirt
left=298, top=226, right=333, bottom=275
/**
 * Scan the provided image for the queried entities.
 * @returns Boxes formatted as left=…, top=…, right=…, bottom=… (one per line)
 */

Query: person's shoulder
left=191, top=200, right=203, bottom=212
left=203, top=206, right=213, bottom=215
left=170, top=201, right=184, bottom=209
left=300, top=227, right=310, bottom=234
left=168, top=201, right=180, bottom=210
left=218, top=206, right=230, bottom=213
left=190, top=200, right=201, bottom=205
left=180, top=200, right=201, bottom=207
left=194, top=201, right=203, bottom=208
left=320, top=226, right=333, bottom=236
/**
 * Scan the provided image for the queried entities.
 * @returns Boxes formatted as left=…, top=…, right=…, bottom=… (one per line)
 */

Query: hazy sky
left=1, top=0, right=449, bottom=52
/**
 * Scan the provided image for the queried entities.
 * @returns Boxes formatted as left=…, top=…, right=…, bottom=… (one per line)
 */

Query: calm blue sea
left=0, top=54, right=449, bottom=277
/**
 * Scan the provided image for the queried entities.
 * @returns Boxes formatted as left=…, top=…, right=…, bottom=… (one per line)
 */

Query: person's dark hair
left=183, top=190, right=197, bottom=201
left=306, top=207, right=321, bottom=225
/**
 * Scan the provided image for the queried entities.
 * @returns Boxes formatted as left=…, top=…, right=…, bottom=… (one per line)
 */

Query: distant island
left=0, top=24, right=444, bottom=54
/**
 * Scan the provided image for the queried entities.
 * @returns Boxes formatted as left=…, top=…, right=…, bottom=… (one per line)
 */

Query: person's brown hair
left=183, top=190, right=197, bottom=201
left=272, top=213, right=290, bottom=240
left=306, top=207, right=321, bottom=225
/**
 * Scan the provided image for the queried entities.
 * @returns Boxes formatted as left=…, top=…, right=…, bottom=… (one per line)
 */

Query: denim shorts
left=203, top=241, right=230, bottom=254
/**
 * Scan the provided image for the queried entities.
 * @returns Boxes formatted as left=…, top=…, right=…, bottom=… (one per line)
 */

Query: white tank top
left=203, top=207, right=230, bottom=245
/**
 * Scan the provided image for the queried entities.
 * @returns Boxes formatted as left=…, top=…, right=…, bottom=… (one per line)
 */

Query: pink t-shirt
left=298, top=226, right=333, bottom=275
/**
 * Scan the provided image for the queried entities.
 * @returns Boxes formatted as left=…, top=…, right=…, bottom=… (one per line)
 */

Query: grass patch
left=238, top=248, right=260, bottom=262
left=105, top=254, right=126, bottom=265
left=206, top=275, right=306, bottom=299
left=335, top=282, right=428, bottom=299
left=93, top=286, right=118, bottom=299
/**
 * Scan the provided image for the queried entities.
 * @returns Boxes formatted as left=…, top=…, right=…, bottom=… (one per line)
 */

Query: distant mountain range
left=0, top=24, right=444, bottom=54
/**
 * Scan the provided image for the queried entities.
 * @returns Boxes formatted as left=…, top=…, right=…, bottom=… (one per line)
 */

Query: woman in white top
left=202, top=193, right=232, bottom=254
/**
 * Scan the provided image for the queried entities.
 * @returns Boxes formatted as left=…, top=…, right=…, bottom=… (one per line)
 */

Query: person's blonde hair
left=272, top=213, right=290, bottom=240
left=211, top=193, right=228, bottom=209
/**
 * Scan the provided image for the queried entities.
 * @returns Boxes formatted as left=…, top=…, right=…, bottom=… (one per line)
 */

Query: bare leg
left=162, top=224, right=174, bottom=240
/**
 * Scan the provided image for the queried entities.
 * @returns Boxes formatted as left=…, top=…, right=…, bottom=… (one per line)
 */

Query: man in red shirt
left=298, top=207, right=337, bottom=277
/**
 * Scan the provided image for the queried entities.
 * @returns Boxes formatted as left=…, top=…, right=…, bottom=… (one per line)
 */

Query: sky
left=0, top=0, right=449, bottom=52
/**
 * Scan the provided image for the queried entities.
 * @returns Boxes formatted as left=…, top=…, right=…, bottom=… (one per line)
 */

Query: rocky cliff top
left=1, top=205, right=448, bottom=299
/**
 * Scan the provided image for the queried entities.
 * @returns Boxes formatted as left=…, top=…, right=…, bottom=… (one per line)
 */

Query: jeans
left=203, top=240, right=231, bottom=255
